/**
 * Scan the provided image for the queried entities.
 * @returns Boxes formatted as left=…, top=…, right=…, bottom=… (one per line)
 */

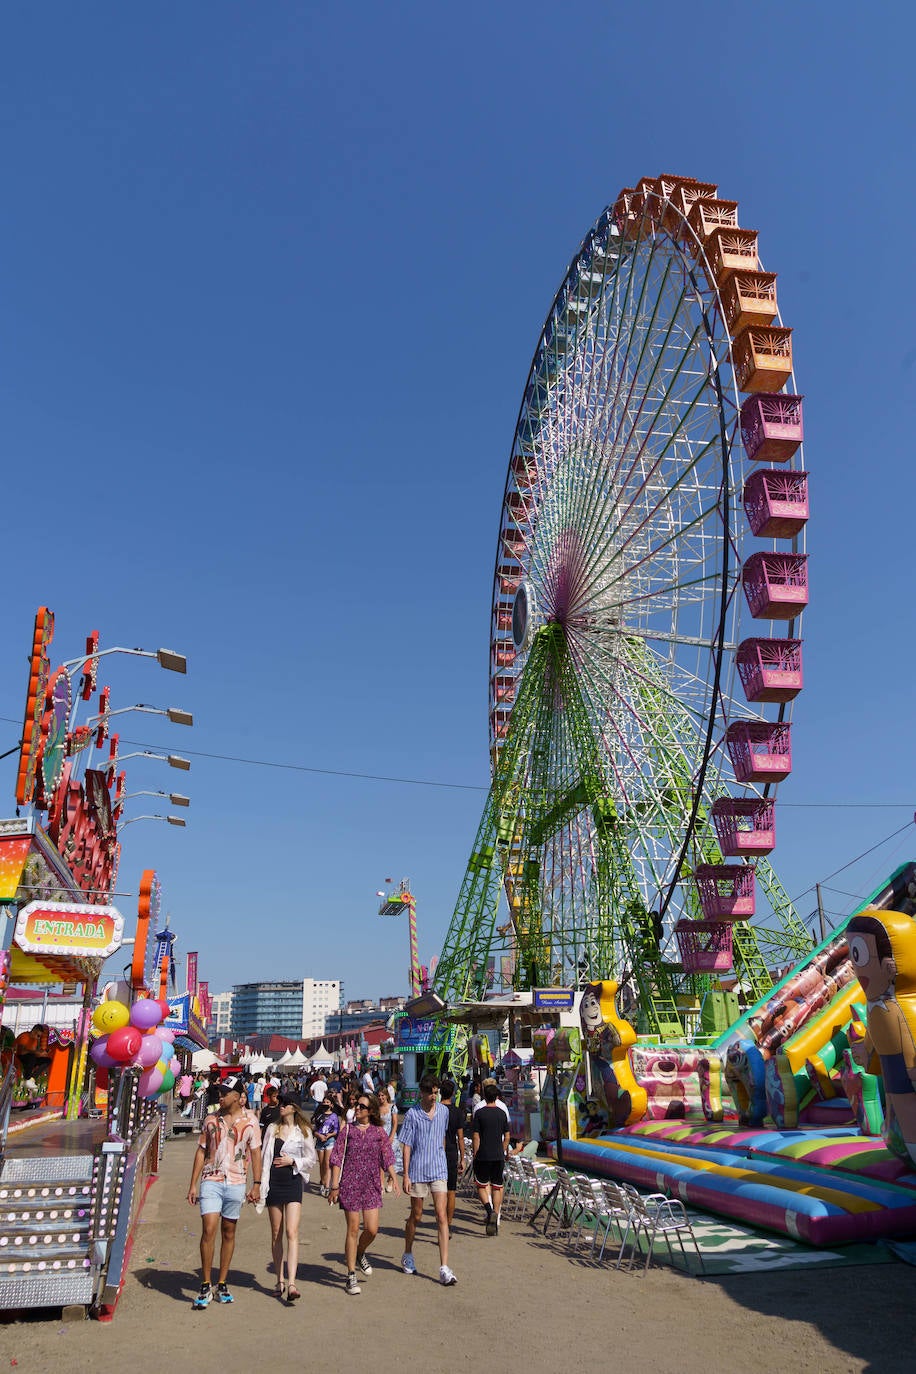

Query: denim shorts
left=199, top=1179, right=247, bottom=1219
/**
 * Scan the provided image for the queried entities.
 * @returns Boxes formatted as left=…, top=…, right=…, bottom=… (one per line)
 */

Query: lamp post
left=119, top=814, right=187, bottom=829
left=119, top=790, right=190, bottom=808
left=61, top=645, right=187, bottom=676
left=88, top=704, right=194, bottom=728
left=61, top=644, right=188, bottom=738
left=117, top=751, right=191, bottom=771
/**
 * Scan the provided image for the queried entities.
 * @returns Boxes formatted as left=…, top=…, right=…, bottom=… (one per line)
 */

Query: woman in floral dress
left=328, top=1092, right=401, bottom=1295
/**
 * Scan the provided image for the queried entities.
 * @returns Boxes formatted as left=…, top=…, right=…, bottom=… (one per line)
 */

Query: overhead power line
left=0, top=714, right=912, bottom=805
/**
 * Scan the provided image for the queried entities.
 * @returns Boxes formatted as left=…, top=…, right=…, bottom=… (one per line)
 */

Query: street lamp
left=61, top=646, right=188, bottom=676
left=119, top=790, right=190, bottom=807
left=118, top=751, right=191, bottom=771
left=119, top=814, right=187, bottom=829
left=86, top=703, right=194, bottom=728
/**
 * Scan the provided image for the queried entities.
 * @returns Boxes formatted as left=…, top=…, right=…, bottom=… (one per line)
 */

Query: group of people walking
left=186, top=1068, right=512, bottom=1305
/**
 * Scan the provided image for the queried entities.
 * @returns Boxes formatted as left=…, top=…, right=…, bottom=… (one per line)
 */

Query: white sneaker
left=439, top=1265, right=457, bottom=1286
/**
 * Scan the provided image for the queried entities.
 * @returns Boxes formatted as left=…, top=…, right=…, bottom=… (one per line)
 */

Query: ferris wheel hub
left=511, top=581, right=537, bottom=651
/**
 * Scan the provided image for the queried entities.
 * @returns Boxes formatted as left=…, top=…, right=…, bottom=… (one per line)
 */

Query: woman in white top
left=378, top=1090, right=399, bottom=1191
left=258, top=1097, right=316, bottom=1303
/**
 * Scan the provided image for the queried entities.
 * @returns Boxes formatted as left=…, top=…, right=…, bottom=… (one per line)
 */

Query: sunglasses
left=356, top=1102, right=370, bottom=1110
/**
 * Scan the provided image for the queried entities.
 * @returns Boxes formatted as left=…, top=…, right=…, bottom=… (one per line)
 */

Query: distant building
left=210, top=991, right=234, bottom=1038
left=329, top=1006, right=388, bottom=1035
left=231, top=978, right=342, bottom=1040
left=302, top=978, right=343, bottom=1040
left=379, top=995, right=407, bottom=1013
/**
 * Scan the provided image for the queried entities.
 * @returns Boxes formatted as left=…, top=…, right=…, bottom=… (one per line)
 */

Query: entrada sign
left=15, top=900, right=124, bottom=959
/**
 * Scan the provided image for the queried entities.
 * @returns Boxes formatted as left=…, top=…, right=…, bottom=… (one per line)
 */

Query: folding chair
left=521, top=1158, right=559, bottom=1223
left=566, top=1175, right=606, bottom=1255
left=502, top=1154, right=527, bottom=1219
left=459, top=1140, right=476, bottom=1194
left=594, top=1179, right=637, bottom=1266
left=621, top=1191, right=705, bottom=1274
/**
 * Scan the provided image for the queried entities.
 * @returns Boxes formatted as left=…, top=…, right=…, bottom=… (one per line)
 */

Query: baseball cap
left=218, top=1075, right=243, bottom=1093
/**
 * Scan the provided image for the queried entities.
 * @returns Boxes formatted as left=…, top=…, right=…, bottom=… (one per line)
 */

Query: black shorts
left=473, top=1157, right=505, bottom=1187
left=445, top=1150, right=459, bottom=1192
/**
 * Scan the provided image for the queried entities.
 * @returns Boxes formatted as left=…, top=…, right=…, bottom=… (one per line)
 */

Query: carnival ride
left=434, top=173, right=812, bottom=1079
left=378, top=879, right=424, bottom=998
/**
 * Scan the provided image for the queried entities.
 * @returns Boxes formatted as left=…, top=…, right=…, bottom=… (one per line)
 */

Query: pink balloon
left=169, top=1056, right=180, bottom=1074
left=90, top=1037, right=117, bottom=1069
left=130, top=999, right=163, bottom=1030
left=158, top=1028, right=175, bottom=1044
left=138, top=1066, right=164, bottom=1098
left=137, top=1034, right=163, bottom=1069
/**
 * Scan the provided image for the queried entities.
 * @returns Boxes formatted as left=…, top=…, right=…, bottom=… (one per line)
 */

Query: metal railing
left=0, top=1061, right=16, bottom=1168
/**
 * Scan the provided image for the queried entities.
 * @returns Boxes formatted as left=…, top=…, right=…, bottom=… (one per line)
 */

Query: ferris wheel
left=436, top=173, right=812, bottom=1040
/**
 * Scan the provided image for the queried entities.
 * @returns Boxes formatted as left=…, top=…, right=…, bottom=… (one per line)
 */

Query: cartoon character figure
left=847, top=908, right=916, bottom=1165
left=645, top=1054, right=688, bottom=1120
left=580, top=1099, right=608, bottom=1137
left=579, top=983, right=621, bottom=1054
left=578, top=980, right=639, bottom=1127
left=593, top=1057, right=632, bottom=1127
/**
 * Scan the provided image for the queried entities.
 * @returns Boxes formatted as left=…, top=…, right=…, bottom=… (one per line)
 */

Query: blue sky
left=1, top=4, right=913, bottom=1002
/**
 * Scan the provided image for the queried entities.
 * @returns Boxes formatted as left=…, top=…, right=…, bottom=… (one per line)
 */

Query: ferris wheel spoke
left=575, top=497, right=724, bottom=618
left=555, top=266, right=698, bottom=568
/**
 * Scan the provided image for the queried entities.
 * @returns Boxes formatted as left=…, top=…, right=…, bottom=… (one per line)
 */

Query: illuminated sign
left=165, top=993, right=190, bottom=1032
left=132, top=870, right=160, bottom=992
left=15, top=900, right=124, bottom=958
left=39, top=668, right=71, bottom=799
left=395, top=1016, right=442, bottom=1052
left=533, top=988, right=576, bottom=1010
left=165, top=992, right=208, bottom=1047
left=0, top=836, right=32, bottom=903
left=16, top=608, right=54, bottom=806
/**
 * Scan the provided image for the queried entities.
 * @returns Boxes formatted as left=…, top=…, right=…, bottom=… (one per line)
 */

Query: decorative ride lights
left=10, top=610, right=191, bottom=903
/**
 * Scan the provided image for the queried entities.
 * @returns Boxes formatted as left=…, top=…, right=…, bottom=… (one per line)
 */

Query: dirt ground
left=2, top=1134, right=915, bottom=1374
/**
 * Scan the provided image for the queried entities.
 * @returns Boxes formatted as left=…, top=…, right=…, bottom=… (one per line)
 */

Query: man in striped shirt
left=399, top=1074, right=457, bottom=1285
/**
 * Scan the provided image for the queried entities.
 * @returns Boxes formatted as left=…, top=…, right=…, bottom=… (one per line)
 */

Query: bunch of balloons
left=90, top=996, right=182, bottom=1098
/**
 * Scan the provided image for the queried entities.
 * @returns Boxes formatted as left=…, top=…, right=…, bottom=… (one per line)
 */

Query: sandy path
left=3, top=1135, right=915, bottom=1374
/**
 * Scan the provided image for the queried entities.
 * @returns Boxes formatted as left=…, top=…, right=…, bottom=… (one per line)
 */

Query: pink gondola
left=675, top=919, right=734, bottom=973
left=725, top=721, right=792, bottom=783
left=736, top=638, right=803, bottom=703
left=740, top=393, right=804, bottom=463
left=743, top=469, right=809, bottom=538
left=712, top=797, right=776, bottom=857
left=742, top=552, right=809, bottom=620
left=694, top=864, right=756, bottom=921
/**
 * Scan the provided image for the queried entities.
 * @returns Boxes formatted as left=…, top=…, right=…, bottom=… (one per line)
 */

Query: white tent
left=247, top=1054, right=271, bottom=1075
left=286, top=1047, right=308, bottom=1067
left=275, top=1049, right=293, bottom=1066
left=310, top=1042, right=333, bottom=1068
left=192, top=1049, right=226, bottom=1070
